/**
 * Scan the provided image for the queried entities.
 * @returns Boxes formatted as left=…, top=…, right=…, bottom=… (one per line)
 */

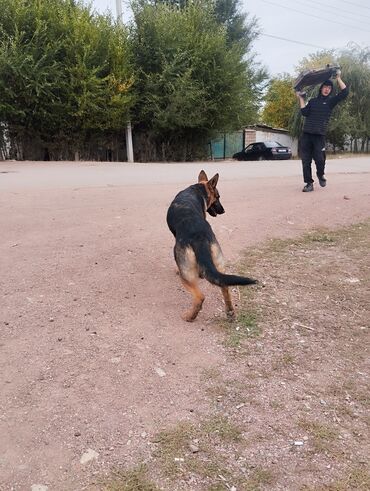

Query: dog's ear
left=208, top=173, right=219, bottom=189
left=198, top=170, right=208, bottom=182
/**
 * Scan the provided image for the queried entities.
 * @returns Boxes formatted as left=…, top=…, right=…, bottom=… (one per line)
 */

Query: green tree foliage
left=261, top=74, right=296, bottom=129
left=0, top=0, right=134, bottom=159
left=0, top=0, right=266, bottom=161
left=338, top=44, right=370, bottom=152
left=130, top=0, right=266, bottom=160
left=213, top=0, right=258, bottom=51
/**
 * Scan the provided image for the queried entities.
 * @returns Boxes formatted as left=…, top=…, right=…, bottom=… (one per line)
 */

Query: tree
left=0, top=0, right=134, bottom=159
left=130, top=0, right=266, bottom=161
left=337, top=44, right=370, bottom=152
left=261, top=74, right=296, bottom=129
left=213, top=0, right=259, bottom=51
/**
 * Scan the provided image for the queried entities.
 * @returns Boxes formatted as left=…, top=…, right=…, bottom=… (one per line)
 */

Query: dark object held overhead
left=294, top=64, right=340, bottom=92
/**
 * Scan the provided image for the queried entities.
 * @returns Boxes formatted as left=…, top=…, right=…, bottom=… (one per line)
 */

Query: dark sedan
left=233, top=141, right=292, bottom=161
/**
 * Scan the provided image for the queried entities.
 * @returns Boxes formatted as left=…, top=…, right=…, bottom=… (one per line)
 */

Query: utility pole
left=116, top=0, right=134, bottom=163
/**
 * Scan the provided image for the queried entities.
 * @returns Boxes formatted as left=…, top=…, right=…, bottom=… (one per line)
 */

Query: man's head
left=320, top=79, right=333, bottom=96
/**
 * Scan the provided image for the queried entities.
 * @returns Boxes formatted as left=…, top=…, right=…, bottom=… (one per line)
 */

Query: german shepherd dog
left=167, top=170, right=257, bottom=322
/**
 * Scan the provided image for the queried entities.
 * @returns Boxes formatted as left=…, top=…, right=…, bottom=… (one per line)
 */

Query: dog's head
left=198, top=170, right=225, bottom=217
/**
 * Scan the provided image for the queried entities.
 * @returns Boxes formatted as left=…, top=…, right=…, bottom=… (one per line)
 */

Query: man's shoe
left=318, top=176, right=327, bottom=187
left=302, top=183, right=314, bottom=192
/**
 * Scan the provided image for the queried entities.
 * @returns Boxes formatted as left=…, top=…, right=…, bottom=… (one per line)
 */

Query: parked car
left=233, top=141, right=292, bottom=161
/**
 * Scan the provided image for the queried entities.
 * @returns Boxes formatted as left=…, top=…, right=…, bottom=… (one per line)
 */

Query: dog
left=166, top=170, right=257, bottom=322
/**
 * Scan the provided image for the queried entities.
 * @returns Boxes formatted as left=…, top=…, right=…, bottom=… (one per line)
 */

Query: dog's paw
left=182, top=312, right=197, bottom=322
left=226, top=310, right=236, bottom=322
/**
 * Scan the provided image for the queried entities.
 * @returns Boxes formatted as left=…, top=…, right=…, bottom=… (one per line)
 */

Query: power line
left=338, top=0, right=370, bottom=11
left=258, top=0, right=370, bottom=33
left=294, top=0, right=370, bottom=23
left=260, top=33, right=326, bottom=50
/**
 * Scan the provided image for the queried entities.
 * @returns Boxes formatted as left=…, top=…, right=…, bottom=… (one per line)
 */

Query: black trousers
left=300, top=132, right=326, bottom=184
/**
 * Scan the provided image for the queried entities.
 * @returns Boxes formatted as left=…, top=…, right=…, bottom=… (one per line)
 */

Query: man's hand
left=296, top=90, right=307, bottom=108
left=336, top=68, right=342, bottom=79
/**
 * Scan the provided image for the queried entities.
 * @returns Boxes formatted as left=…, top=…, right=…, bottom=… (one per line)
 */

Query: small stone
left=31, top=486, right=48, bottom=491
left=110, top=357, right=121, bottom=364
left=74, top=431, right=81, bottom=437
left=80, top=448, right=99, bottom=464
left=293, top=441, right=304, bottom=446
left=154, top=367, right=166, bottom=377
left=49, top=318, right=54, bottom=322
left=189, top=444, right=199, bottom=453
left=141, top=432, right=147, bottom=439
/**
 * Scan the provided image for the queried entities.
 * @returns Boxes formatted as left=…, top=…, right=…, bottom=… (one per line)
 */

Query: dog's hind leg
left=211, top=243, right=236, bottom=320
left=175, top=244, right=204, bottom=321
left=180, top=277, right=205, bottom=322
left=221, top=287, right=236, bottom=321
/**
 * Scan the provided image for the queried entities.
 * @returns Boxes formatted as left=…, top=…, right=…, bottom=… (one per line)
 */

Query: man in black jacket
left=296, top=72, right=348, bottom=192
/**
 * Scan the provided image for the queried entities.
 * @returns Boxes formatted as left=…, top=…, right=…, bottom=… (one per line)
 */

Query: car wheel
left=257, top=155, right=265, bottom=161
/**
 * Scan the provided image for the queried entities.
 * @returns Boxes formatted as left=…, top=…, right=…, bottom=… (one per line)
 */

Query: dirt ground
left=0, top=159, right=369, bottom=490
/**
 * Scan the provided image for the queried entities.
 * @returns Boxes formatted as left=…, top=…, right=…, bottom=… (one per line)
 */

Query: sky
left=91, top=0, right=370, bottom=77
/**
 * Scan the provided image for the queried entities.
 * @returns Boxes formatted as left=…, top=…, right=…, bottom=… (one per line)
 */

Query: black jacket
left=301, top=86, right=349, bottom=136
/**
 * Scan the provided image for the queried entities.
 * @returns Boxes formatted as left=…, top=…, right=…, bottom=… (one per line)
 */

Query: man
left=296, top=71, right=348, bottom=192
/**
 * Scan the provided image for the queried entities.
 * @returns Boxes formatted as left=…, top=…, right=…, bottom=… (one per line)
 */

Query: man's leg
left=300, top=133, right=314, bottom=191
left=313, top=136, right=327, bottom=186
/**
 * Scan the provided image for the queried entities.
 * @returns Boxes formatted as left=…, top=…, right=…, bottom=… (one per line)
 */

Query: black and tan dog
left=167, top=170, right=257, bottom=322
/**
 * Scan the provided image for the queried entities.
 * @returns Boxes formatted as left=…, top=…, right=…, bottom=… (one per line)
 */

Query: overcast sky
left=91, top=0, right=370, bottom=77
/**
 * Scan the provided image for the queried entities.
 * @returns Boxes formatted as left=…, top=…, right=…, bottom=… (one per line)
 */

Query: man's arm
left=296, top=91, right=310, bottom=115
left=330, top=70, right=349, bottom=107
left=336, top=70, right=346, bottom=91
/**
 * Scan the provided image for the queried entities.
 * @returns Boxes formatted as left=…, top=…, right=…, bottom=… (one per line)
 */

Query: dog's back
left=167, top=183, right=213, bottom=241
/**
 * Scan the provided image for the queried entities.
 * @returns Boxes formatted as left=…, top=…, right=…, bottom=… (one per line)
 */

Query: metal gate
left=209, top=131, right=244, bottom=159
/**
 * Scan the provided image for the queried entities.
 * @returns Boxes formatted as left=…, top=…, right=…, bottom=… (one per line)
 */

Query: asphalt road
left=0, top=157, right=369, bottom=190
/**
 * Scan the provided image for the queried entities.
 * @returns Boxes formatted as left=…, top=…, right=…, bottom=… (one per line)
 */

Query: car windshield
left=264, top=141, right=282, bottom=148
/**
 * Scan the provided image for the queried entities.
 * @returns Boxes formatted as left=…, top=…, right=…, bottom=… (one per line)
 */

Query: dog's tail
left=193, top=241, right=257, bottom=287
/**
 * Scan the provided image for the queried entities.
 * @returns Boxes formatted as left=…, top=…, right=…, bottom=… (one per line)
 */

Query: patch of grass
left=303, top=466, right=370, bottom=490
left=202, top=416, right=242, bottom=443
left=269, top=399, right=284, bottom=410
left=205, top=383, right=228, bottom=400
left=220, top=311, right=260, bottom=350
left=299, top=419, right=339, bottom=453
left=153, top=416, right=242, bottom=481
left=272, top=353, right=295, bottom=371
left=153, top=422, right=195, bottom=477
left=304, top=231, right=336, bottom=244
left=241, top=467, right=275, bottom=490
left=103, top=465, right=159, bottom=491
left=201, top=367, right=222, bottom=382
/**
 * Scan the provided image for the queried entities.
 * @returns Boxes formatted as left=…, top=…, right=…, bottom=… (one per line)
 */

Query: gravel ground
left=0, top=159, right=369, bottom=490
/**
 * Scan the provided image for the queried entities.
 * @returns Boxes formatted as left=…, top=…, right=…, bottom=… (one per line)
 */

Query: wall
left=255, top=130, right=298, bottom=157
